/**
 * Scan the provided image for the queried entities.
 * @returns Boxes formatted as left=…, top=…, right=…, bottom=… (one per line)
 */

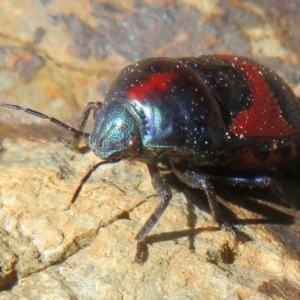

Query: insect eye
left=125, top=137, right=142, bottom=157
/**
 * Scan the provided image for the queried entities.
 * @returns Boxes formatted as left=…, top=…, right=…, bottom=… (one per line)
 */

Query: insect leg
left=207, top=174, right=297, bottom=208
left=208, top=175, right=271, bottom=188
left=58, top=102, right=102, bottom=152
left=171, top=164, right=238, bottom=236
left=135, top=164, right=172, bottom=262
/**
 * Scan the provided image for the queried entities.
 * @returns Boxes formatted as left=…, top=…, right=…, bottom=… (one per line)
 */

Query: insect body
left=1, top=55, right=299, bottom=262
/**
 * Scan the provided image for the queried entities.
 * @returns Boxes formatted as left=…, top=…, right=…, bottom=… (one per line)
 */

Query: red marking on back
left=128, top=72, right=176, bottom=102
left=214, top=55, right=292, bottom=137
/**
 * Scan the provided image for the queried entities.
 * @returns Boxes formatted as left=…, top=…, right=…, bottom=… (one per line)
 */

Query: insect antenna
left=71, top=158, right=121, bottom=203
left=0, top=103, right=89, bottom=138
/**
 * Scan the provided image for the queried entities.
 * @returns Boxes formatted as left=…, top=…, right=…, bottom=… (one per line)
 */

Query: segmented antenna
left=71, top=158, right=121, bottom=203
left=0, top=103, right=89, bottom=138
left=0, top=103, right=115, bottom=204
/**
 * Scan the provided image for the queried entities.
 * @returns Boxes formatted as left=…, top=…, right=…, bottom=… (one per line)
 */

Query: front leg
left=135, top=164, right=172, bottom=262
left=58, top=102, right=102, bottom=153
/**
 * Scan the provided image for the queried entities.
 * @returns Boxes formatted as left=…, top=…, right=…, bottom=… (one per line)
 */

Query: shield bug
left=1, top=55, right=299, bottom=262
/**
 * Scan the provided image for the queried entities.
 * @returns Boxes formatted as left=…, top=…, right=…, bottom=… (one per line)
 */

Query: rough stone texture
left=0, top=1, right=299, bottom=299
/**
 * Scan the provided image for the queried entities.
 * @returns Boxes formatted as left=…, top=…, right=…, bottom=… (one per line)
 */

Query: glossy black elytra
left=1, top=54, right=300, bottom=262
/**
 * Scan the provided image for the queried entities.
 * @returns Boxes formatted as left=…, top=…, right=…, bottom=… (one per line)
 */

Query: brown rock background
left=0, top=1, right=299, bottom=299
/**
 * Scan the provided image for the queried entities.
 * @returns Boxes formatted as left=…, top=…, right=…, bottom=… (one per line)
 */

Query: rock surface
left=0, top=1, right=299, bottom=299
